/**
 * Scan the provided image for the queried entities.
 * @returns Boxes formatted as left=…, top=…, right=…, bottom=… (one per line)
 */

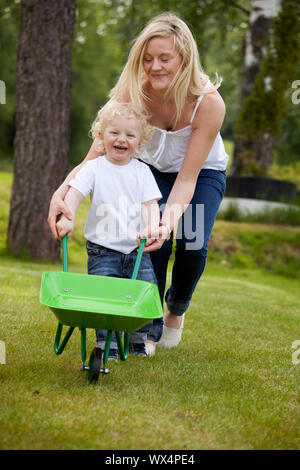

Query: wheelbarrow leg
left=115, top=332, right=129, bottom=361
left=80, top=328, right=87, bottom=365
left=54, top=322, right=75, bottom=355
left=103, top=330, right=112, bottom=370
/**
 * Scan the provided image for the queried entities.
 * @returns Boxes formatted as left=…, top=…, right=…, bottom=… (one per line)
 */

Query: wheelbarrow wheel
left=87, top=347, right=102, bottom=384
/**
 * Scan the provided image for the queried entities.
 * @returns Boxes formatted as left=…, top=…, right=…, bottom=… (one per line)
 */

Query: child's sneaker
left=129, top=343, right=147, bottom=357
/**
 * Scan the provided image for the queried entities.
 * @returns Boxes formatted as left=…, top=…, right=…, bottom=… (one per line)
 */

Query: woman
left=48, top=13, right=228, bottom=356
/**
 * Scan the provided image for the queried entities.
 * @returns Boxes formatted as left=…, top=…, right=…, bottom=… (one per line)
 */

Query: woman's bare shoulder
left=193, top=91, right=225, bottom=131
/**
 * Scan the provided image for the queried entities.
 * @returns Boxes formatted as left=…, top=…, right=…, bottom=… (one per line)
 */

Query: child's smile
left=103, top=116, right=142, bottom=165
left=114, top=144, right=128, bottom=153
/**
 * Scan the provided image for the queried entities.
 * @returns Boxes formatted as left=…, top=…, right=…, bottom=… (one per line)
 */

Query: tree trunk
left=7, top=0, right=76, bottom=260
left=231, top=0, right=282, bottom=176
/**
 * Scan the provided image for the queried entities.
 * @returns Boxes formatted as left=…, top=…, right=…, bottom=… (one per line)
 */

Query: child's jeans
left=86, top=240, right=162, bottom=350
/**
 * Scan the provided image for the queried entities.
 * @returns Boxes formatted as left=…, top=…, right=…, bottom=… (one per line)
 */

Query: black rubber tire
left=87, top=347, right=102, bottom=384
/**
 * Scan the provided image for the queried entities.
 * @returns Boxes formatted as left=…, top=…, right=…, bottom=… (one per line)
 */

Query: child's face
left=103, top=115, right=142, bottom=165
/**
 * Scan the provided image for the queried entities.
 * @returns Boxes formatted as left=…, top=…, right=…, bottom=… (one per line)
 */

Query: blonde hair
left=109, top=12, right=221, bottom=126
left=90, top=100, right=153, bottom=154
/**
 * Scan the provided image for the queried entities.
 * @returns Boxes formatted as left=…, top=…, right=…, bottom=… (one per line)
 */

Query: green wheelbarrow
left=40, top=236, right=163, bottom=384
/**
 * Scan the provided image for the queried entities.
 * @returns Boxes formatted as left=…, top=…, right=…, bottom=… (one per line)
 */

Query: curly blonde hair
left=90, top=100, right=153, bottom=155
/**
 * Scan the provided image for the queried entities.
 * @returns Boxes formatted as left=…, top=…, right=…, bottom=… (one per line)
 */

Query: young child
left=56, top=101, right=164, bottom=358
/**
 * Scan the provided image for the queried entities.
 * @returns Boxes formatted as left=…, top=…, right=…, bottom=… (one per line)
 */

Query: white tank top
left=140, top=93, right=229, bottom=173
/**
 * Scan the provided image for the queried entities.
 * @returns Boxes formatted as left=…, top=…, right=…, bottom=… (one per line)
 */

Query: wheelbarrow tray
left=40, top=271, right=163, bottom=333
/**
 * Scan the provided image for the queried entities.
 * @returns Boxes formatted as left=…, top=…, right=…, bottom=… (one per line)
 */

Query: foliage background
left=0, top=1, right=299, bottom=450
left=0, top=0, right=299, bottom=179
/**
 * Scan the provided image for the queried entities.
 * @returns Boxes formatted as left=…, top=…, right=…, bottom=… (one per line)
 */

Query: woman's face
left=143, top=36, right=182, bottom=92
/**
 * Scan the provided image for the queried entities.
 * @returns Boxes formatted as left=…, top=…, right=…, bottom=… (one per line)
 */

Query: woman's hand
left=56, top=215, right=74, bottom=240
left=137, top=224, right=171, bottom=252
left=141, top=238, right=165, bottom=252
left=47, top=191, right=73, bottom=240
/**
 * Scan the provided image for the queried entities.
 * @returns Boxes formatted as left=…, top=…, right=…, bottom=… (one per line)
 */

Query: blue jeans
left=86, top=241, right=162, bottom=349
left=148, top=166, right=226, bottom=332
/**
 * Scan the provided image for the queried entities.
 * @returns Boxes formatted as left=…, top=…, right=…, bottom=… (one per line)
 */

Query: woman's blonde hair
left=90, top=100, right=153, bottom=154
left=109, top=12, right=221, bottom=126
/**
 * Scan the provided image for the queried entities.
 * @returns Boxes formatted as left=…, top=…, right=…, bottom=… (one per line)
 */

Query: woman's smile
left=151, top=73, right=168, bottom=78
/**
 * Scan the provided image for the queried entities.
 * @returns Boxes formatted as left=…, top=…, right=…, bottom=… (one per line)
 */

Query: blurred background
left=1, top=0, right=299, bottom=170
left=0, top=0, right=300, bottom=261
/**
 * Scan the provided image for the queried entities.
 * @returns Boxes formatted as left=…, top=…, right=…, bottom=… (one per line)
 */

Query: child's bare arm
left=56, top=187, right=85, bottom=239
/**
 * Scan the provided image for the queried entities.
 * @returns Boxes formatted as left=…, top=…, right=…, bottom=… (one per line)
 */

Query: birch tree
left=231, top=0, right=300, bottom=176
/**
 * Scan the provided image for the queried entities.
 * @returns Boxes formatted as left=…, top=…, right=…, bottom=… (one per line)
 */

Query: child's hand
left=56, top=215, right=74, bottom=240
left=137, top=224, right=170, bottom=252
left=137, top=226, right=156, bottom=246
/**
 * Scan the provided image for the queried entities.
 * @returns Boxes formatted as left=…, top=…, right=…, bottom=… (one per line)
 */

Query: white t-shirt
left=69, top=156, right=162, bottom=254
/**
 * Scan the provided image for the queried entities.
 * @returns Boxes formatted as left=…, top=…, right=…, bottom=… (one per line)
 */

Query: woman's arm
left=56, top=187, right=85, bottom=240
left=143, top=92, right=225, bottom=252
left=137, top=199, right=164, bottom=246
left=48, top=140, right=101, bottom=239
left=162, top=93, right=225, bottom=225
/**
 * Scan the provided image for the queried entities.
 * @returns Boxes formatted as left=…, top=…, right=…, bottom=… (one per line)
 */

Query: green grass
left=209, top=220, right=300, bottom=278
left=0, top=171, right=300, bottom=450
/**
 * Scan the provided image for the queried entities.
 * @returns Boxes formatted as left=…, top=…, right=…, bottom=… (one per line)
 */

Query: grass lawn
left=0, top=171, right=299, bottom=450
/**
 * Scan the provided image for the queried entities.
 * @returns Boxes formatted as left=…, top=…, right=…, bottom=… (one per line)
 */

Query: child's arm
left=56, top=187, right=85, bottom=239
left=138, top=199, right=169, bottom=248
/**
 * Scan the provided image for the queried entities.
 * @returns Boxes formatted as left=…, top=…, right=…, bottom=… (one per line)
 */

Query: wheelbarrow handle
left=62, top=235, right=68, bottom=272
left=131, top=238, right=146, bottom=280
left=61, top=235, right=146, bottom=277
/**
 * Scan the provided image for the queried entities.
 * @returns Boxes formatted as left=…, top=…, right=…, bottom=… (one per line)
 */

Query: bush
left=209, top=220, right=300, bottom=278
